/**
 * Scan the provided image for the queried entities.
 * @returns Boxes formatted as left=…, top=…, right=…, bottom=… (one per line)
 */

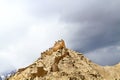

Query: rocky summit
left=7, top=40, right=120, bottom=80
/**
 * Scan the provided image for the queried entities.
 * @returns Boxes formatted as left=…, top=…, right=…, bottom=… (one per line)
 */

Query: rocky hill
left=7, top=40, right=120, bottom=80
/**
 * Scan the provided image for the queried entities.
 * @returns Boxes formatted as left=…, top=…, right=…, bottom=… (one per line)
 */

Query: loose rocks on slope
left=7, top=40, right=120, bottom=80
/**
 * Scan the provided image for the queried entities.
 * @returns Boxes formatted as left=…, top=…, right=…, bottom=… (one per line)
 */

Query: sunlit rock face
left=7, top=40, right=120, bottom=80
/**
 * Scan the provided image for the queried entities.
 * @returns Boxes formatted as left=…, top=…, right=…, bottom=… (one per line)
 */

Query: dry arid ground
left=7, top=40, right=120, bottom=80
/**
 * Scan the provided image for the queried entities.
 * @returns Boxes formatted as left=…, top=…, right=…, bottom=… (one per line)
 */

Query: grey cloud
left=0, top=0, right=120, bottom=73
left=21, top=0, right=84, bottom=18
left=22, top=0, right=120, bottom=53
left=59, top=0, right=120, bottom=53
left=18, top=0, right=120, bottom=65
left=85, top=44, right=120, bottom=66
left=61, top=0, right=120, bottom=23
left=70, top=26, right=120, bottom=53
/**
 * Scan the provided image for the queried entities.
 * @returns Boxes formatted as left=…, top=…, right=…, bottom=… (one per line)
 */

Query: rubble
left=7, top=40, right=120, bottom=80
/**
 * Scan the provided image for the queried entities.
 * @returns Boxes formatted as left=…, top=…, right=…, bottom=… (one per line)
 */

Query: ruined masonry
left=7, top=40, right=120, bottom=80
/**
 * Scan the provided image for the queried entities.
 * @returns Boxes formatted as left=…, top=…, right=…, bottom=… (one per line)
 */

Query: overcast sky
left=0, top=0, right=120, bottom=74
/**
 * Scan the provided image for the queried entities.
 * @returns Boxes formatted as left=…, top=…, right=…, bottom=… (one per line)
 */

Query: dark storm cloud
left=23, top=0, right=120, bottom=53
left=70, top=26, right=120, bottom=53
left=60, top=0, right=120, bottom=53
left=0, top=0, right=120, bottom=73
left=84, top=43, right=120, bottom=66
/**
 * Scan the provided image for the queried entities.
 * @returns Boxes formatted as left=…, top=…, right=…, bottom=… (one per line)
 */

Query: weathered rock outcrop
left=7, top=40, right=120, bottom=80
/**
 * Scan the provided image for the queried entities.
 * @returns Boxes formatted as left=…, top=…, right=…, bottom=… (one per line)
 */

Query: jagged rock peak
left=7, top=40, right=120, bottom=80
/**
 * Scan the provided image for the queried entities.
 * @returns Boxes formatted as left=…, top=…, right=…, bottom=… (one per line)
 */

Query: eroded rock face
left=52, top=39, right=66, bottom=52
left=29, top=67, right=48, bottom=79
left=7, top=40, right=120, bottom=80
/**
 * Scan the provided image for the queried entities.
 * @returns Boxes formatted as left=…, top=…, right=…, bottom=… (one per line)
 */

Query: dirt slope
left=7, top=40, right=120, bottom=80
